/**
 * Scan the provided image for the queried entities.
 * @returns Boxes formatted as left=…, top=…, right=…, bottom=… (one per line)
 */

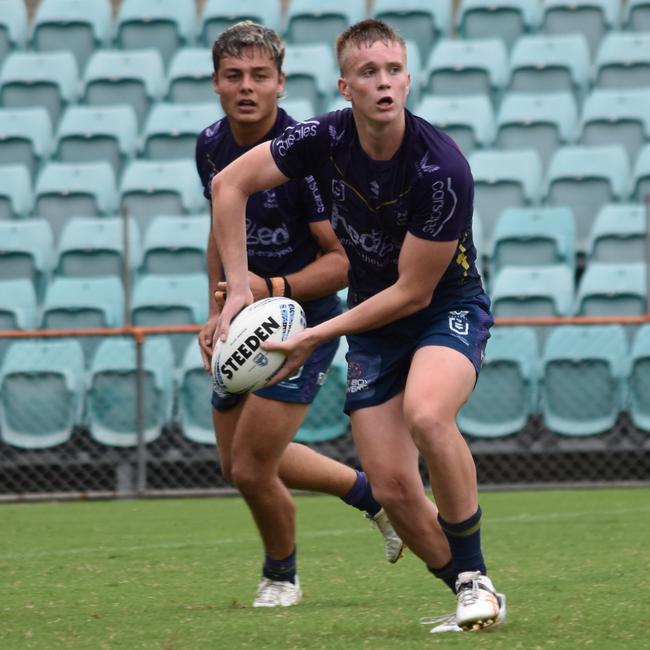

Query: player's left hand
left=262, top=328, right=319, bottom=385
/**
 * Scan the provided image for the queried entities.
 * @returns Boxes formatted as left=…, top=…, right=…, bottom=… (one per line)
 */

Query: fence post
left=134, top=329, right=147, bottom=495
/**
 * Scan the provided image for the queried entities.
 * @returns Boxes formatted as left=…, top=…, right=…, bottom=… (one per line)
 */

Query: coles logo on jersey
left=422, top=177, right=458, bottom=238
left=449, top=310, right=470, bottom=337
left=274, top=120, right=319, bottom=157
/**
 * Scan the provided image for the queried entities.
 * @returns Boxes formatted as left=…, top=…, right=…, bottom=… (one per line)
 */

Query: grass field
left=1, top=488, right=649, bottom=649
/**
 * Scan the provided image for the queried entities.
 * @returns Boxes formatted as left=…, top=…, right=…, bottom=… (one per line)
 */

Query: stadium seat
left=34, top=162, right=118, bottom=242
left=87, top=336, right=174, bottom=446
left=54, top=105, right=138, bottom=178
left=625, top=0, right=650, bottom=31
left=177, top=341, right=215, bottom=445
left=576, top=262, right=646, bottom=316
left=541, top=0, right=620, bottom=57
left=295, top=339, right=349, bottom=443
left=490, top=206, right=576, bottom=275
left=587, top=203, right=647, bottom=264
left=0, top=278, right=38, bottom=330
left=508, top=34, right=590, bottom=100
left=495, top=92, right=577, bottom=168
left=279, top=97, right=316, bottom=122
left=424, top=38, right=509, bottom=101
left=490, top=264, right=575, bottom=317
left=0, top=51, right=78, bottom=126
left=628, top=324, right=650, bottom=432
left=0, top=218, right=54, bottom=297
left=0, top=0, right=27, bottom=62
left=541, top=324, right=628, bottom=435
left=593, top=32, right=650, bottom=90
left=166, top=48, right=214, bottom=104
left=458, top=326, right=539, bottom=437
left=284, top=0, right=366, bottom=47
left=579, top=89, right=650, bottom=164
left=199, top=0, right=282, bottom=46
left=0, top=107, right=52, bottom=178
left=283, top=44, right=338, bottom=115
left=115, top=0, right=196, bottom=66
left=0, top=164, right=33, bottom=219
left=30, top=0, right=112, bottom=73
left=141, top=215, right=209, bottom=275
left=403, top=40, right=424, bottom=110
left=0, top=339, right=85, bottom=449
left=142, top=102, right=220, bottom=161
left=82, top=49, right=167, bottom=127
left=545, top=145, right=631, bottom=252
left=456, top=0, right=541, bottom=51
left=119, top=160, right=205, bottom=234
left=55, top=216, right=142, bottom=279
left=632, top=144, right=650, bottom=203
left=468, top=149, right=543, bottom=249
left=416, top=95, right=495, bottom=156
left=372, top=0, right=452, bottom=64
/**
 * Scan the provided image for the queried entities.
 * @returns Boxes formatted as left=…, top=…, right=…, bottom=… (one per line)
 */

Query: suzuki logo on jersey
left=449, top=310, right=470, bottom=336
left=274, top=120, right=319, bottom=157
left=246, top=219, right=290, bottom=246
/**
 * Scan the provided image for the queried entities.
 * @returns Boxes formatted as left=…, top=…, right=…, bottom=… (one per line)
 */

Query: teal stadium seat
left=0, top=278, right=38, bottom=330
left=491, top=206, right=576, bottom=275
left=424, top=38, right=509, bottom=102
left=628, top=324, right=650, bottom=432
left=55, top=217, right=141, bottom=279
left=0, top=0, right=27, bottom=64
left=632, top=144, right=650, bottom=202
left=34, top=161, right=118, bottom=242
left=372, top=0, right=451, bottom=64
left=31, top=0, right=112, bottom=73
left=166, top=48, right=213, bottom=104
left=541, top=0, right=619, bottom=57
left=545, top=145, right=631, bottom=252
left=459, top=326, right=539, bottom=437
left=0, top=164, right=33, bottom=219
left=541, top=325, right=628, bottom=435
left=508, top=34, right=590, bottom=100
left=178, top=341, right=215, bottom=445
left=199, top=0, right=282, bottom=46
left=0, top=218, right=53, bottom=297
left=115, top=0, right=196, bottom=67
left=579, top=89, right=650, bottom=164
left=284, top=0, right=366, bottom=47
left=490, top=264, right=574, bottom=317
left=54, top=105, right=138, bottom=178
left=468, top=149, right=543, bottom=249
left=0, top=107, right=52, bottom=178
left=496, top=92, right=577, bottom=168
left=625, top=0, right=650, bottom=31
left=594, top=32, right=650, bottom=90
left=576, top=262, right=646, bottom=316
left=403, top=40, right=424, bottom=110
left=283, top=44, right=338, bottom=115
left=457, top=0, right=541, bottom=51
left=0, top=51, right=78, bottom=126
left=82, top=49, right=166, bottom=127
left=142, top=102, right=220, bottom=160
left=587, top=203, right=647, bottom=263
left=416, top=94, right=495, bottom=157
left=141, top=215, right=209, bottom=275
left=279, top=97, right=316, bottom=122
left=0, top=339, right=85, bottom=448
left=295, top=338, right=349, bottom=443
left=87, top=337, right=174, bottom=446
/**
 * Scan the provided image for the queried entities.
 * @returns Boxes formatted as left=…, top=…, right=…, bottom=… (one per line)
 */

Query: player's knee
left=229, top=461, right=258, bottom=493
left=369, top=472, right=419, bottom=512
left=407, top=408, right=455, bottom=452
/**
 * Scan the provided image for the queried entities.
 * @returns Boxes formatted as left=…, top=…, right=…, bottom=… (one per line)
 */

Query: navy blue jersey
left=196, top=108, right=339, bottom=322
left=270, top=108, right=485, bottom=308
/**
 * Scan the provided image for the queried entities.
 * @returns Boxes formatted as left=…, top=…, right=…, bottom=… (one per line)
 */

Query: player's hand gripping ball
left=211, top=297, right=306, bottom=395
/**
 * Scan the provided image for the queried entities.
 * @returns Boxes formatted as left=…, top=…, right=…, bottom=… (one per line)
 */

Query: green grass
left=1, top=488, right=649, bottom=649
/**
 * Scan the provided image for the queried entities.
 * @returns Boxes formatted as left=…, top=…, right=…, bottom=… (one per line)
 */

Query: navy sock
left=341, top=470, right=381, bottom=517
left=263, top=547, right=296, bottom=584
left=427, top=560, right=457, bottom=593
left=438, top=507, right=487, bottom=576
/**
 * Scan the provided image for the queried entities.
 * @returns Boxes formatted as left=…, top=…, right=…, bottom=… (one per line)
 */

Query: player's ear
left=212, top=71, right=220, bottom=94
left=277, top=70, right=286, bottom=95
left=338, top=77, right=351, bottom=100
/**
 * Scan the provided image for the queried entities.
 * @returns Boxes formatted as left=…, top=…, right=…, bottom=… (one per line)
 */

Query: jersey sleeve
left=195, top=130, right=212, bottom=201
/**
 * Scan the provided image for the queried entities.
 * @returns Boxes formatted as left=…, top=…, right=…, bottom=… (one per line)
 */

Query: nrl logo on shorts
left=253, top=352, right=269, bottom=367
left=448, top=310, right=469, bottom=336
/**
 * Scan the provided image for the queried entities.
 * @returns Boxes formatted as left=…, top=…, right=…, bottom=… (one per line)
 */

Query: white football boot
left=454, top=571, right=504, bottom=631
left=365, top=508, right=405, bottom=563
left=252, top=576, right=303, bottom=608
left=421, top=591, right=507, bottom=634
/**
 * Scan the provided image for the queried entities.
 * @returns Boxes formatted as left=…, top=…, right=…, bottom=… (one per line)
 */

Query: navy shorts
left=344, top=294, right=494, bottom=414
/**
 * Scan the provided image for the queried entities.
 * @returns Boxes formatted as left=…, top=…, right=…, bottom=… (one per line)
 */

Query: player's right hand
left=198, top=313, right=220, bottom=371
left=215, top=289, right=254, bottom=345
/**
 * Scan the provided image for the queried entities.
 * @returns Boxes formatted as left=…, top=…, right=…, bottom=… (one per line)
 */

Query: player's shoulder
left=197, top=116, right=227, bottom=149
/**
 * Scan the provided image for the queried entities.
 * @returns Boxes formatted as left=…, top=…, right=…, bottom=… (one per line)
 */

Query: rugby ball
left=211, top=297, right=307, bottom=395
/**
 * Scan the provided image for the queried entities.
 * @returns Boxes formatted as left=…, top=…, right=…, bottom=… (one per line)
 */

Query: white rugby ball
left=211, top=297, right=307, bottom=395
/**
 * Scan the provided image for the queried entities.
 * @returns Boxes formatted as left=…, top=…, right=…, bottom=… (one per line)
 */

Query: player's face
left=338, top=41, right=410, bottom=124
left=213, top=47, right=285, bottom=125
